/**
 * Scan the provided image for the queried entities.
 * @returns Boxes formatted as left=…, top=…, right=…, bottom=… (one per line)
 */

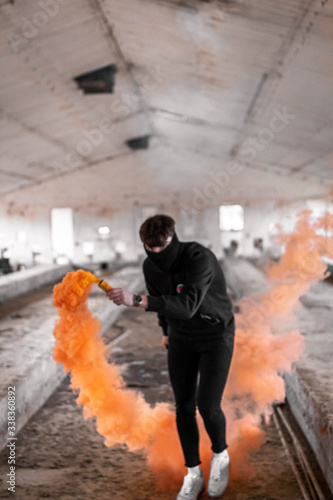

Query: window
left=219, top=204, right=244, bottom=231
left=51, top=208, right=74, bottom=262
left=126, top=135, right=150, bottom=150
left=74, top=64, right=117, bottom=94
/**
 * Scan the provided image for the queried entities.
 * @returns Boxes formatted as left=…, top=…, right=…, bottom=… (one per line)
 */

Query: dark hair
left=139, top=214, right=175, bottom=247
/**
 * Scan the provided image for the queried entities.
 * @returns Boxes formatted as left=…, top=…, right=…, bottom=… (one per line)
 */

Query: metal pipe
left=276, top=406, right=326, bottom=500
left=272, top=412, right=311, bottom=500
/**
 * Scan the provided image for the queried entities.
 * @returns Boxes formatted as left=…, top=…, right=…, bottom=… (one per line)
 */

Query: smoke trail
left=52, top=210, right=333, bottom=485
left=52, top=269, right=185, bottom=485
left=224, top=208, right=333, bottom=478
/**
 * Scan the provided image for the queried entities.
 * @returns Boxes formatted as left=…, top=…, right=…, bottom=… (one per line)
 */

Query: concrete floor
left=0, top=307, right=305, bottom=500
left=0, top=260, right=332, bottom=498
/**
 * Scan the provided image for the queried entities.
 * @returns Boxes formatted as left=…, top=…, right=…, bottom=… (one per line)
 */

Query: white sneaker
left=177, top=469, right=205, bottom=500
left=207, top=449, right=230, bottom=498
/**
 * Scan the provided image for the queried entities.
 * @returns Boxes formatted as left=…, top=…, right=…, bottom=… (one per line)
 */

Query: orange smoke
left=224, top=208, right=333, bottom=478
left=52, top=209, right=333, bottom=485
left=52, top=270, right=184, bottom=486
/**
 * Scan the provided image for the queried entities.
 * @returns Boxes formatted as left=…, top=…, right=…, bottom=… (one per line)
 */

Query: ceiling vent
left=74, top=64, right=117, bottom=94
left=126, top=135, right=150, bottom=150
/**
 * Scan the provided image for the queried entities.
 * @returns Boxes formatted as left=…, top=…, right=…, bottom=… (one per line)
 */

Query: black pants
left=168, top=333, right=234, bottom=467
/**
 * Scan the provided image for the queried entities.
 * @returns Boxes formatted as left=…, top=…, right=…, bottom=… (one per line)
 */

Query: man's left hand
left=106, top=288, right=134, bottom=306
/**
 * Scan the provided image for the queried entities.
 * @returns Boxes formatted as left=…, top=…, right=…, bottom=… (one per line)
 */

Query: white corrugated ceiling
left=0, top=0, right=332, bottom=216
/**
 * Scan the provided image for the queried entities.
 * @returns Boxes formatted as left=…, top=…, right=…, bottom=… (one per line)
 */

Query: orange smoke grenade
left=98, top=279, right=113, bottom=293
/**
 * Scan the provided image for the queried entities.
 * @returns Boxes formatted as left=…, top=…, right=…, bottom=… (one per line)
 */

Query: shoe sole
left=207, top=487, right=227, bottom=499
left=177, top=483, right=205, bottom=500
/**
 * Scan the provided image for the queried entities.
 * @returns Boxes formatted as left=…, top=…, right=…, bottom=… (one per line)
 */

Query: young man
left=107, top=214, right=235, bottom=500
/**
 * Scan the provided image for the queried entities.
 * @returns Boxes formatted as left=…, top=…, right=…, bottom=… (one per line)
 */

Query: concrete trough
left=284, top=370, right=333, bottom=494
left=0, top=264, right=72, bottom=303
left=0, top=266, right=144, bottom=452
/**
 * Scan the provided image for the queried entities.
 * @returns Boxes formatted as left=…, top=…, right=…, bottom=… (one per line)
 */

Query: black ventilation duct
left=126, top=135, right=150, bottom=150
left=74, top=64, right=117, bottom=94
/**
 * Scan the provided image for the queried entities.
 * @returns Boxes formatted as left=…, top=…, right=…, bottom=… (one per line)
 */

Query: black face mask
left=144, top=233, right=183, bottom=273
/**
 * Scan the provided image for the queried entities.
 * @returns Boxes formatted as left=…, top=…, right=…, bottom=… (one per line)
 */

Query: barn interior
left=0, top=0, right=332, bottom=498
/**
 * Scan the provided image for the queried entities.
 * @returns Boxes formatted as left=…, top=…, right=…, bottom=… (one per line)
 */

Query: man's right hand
left=162, top=336, right=169, bottom=350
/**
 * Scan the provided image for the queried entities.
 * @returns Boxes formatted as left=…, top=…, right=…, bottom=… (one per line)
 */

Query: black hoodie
left=143, top=234, right=235, bottom=341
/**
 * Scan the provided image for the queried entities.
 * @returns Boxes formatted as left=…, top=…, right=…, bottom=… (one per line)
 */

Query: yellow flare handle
left=98, top=279, right=113, bottom=293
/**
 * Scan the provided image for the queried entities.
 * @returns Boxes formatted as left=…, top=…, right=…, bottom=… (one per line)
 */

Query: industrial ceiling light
left=125, top=135, right=150, bottom=150
left=74, top=64, right=117, bottom=94
left=98, top=226, right=110, bottom=236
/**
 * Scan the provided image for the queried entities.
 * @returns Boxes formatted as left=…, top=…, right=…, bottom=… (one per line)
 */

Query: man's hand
left=106, top=288, right=134, bottom=306
left=162, top=336, right=169, bottom=350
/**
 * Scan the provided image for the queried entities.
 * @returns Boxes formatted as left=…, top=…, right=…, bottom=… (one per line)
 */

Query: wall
left=219, top=200, right=318, bottom=258
left=0, top=214, right=53, bottom=269
left=162, top=204, right=286, bottom=259
left=73, top=210, right=139, bottom=264
left=1, top=199, right=330, bottom=270
left=0, top=209, right=141, bottom=270
left=241, top=202, right=281, bottom=257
